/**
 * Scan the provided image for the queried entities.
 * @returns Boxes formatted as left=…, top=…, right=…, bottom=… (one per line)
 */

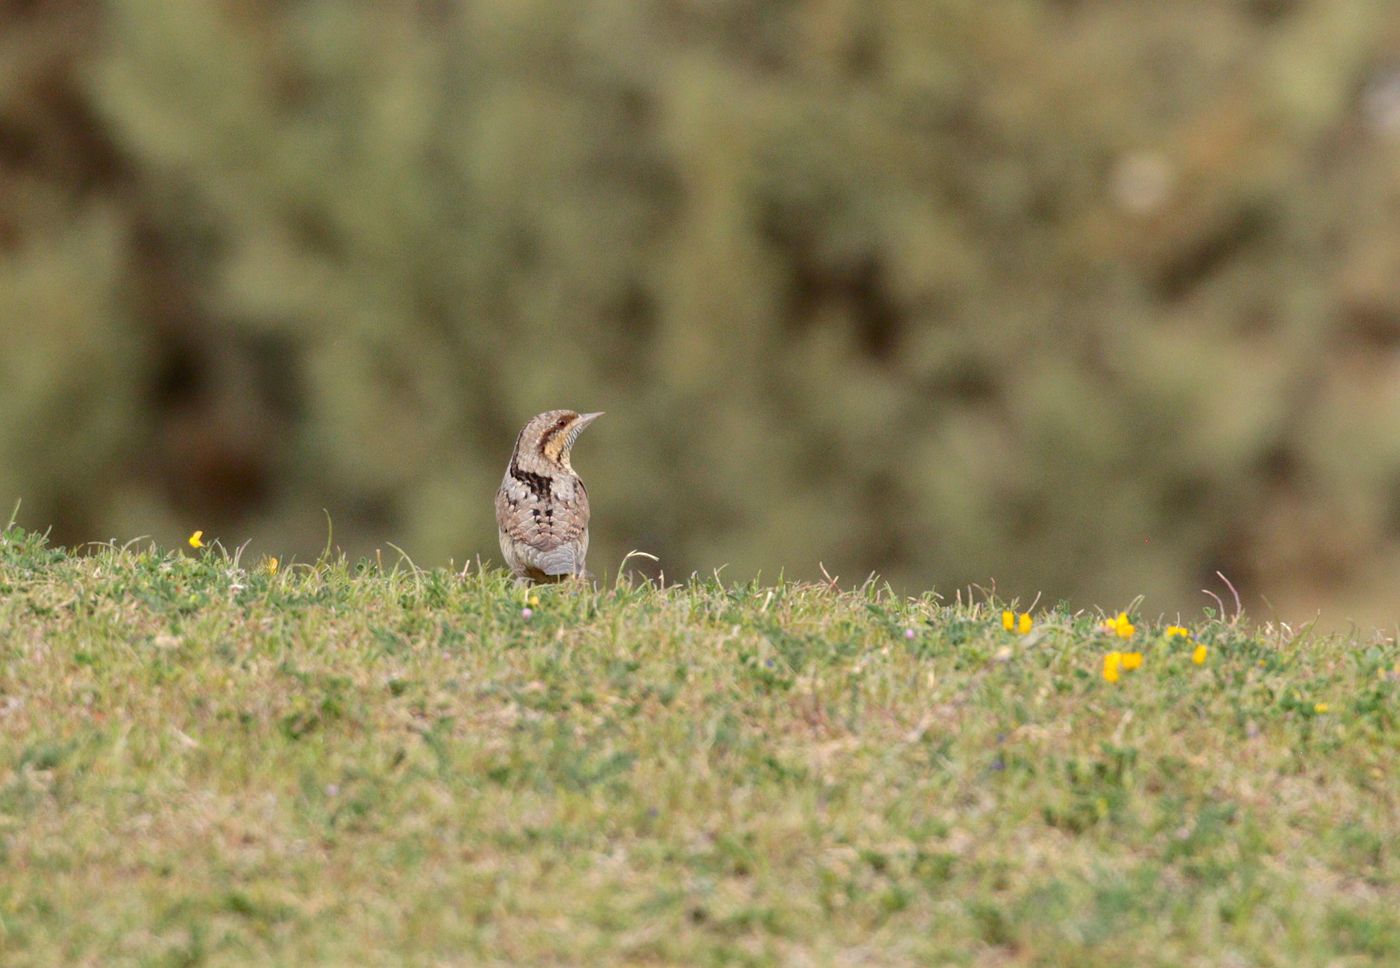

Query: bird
left=495, top=409, right=603, bottom=583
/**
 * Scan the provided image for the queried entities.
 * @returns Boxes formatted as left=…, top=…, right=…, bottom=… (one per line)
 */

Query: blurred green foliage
left=4, top=0, right=1400, bottom=620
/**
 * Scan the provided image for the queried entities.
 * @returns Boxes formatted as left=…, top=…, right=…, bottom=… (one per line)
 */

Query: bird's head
left=515, top=409, right=604, bottom=472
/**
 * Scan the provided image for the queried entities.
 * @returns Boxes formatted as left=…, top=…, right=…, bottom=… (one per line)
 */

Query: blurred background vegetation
left=4, top=0, right=1400, bottom=623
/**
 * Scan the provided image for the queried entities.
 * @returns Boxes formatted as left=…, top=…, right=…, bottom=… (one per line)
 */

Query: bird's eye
left=557, top=417, right=569, bottom=428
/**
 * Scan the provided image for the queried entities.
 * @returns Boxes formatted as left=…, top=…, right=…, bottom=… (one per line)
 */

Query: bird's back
left=496, top=466, right=590, bottom=580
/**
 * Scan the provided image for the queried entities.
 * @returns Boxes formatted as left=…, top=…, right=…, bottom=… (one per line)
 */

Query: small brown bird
left=495, top=409, right=603, bottom=583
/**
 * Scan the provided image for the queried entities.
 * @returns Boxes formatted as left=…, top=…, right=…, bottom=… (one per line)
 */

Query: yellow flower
left=1165, top=625, right=1190, bottom=639
left=1314, top=702, right=1329, bottom=714
left=1103, top=651, right=1123, bottom=683
left=1121, top=651, right=1143, bottom=671
left=529, top=594, right=540, bottom=607
left=188, top=530, right=205, bottom=549
left=1103, top=612, right=1136, bottom=639
left=1192, top=644, right=1208, bottom=665
left=1003, top=611, right=1032, bottom=634
left=265, top=556, right=279, bottom=576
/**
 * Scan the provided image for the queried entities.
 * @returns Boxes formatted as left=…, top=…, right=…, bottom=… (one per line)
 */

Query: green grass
left=1, top=525, right=1398, bottom=966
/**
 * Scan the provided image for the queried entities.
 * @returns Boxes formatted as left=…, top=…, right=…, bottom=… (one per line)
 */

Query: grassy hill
left=1, top=524, right=1397, bottom=965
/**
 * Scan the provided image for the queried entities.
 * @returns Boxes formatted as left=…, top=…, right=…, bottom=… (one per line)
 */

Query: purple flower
left=904, top=628, right=916, bottom=640
left=521, top=607, right=533, bottom=620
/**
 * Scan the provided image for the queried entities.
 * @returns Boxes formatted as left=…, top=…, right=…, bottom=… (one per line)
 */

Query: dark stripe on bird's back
left=510, top=457, right=552, bottom=500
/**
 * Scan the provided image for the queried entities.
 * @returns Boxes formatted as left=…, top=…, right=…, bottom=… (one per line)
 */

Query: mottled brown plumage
left=495, top=409, right=602, bottom=583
